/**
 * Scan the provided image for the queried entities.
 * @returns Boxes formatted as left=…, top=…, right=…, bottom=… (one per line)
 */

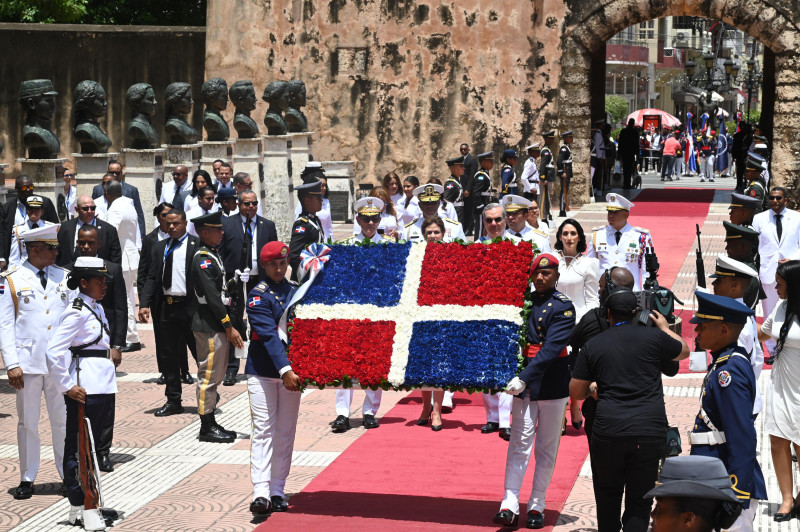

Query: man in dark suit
left=460, top=143, right=478, bottom=236
left=0, top=175, right=59, bottom=270
left=219, top=190, right=278, bottom=385
left=139, top=209, right=200, bottom=416
left=66, top=224, right=127, bottom=472
left=56, top=195, right=122, bottom=267
left=618, top=119, right=640, bottom=190
left=91, top=160, right=147, bottom=239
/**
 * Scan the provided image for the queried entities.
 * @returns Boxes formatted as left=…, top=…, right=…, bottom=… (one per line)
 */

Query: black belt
left=71, top=349, right=111, bottom=359
left=163, top=295, right=187, bottom=304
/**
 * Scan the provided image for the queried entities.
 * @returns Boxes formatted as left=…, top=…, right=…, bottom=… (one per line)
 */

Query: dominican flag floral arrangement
left=288, top=240, right=536, bottom=392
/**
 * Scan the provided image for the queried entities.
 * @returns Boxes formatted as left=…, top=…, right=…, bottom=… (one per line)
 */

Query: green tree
left=0, top=0, right=87, bottom=23
left=605, top=95, right=629, bottom=127
left=0, top=0, right=207, bottom=25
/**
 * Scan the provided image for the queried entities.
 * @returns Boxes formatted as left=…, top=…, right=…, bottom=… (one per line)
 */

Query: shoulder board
left=51, top=264, right=69, bottom=272
left=592, top=225, right=605, bottom=232
left=633, top=226, right=650, bottom=234
left=72, top=297, right=84, bottom=310
left=405, top=219, right=419, bottom=228
left=444, top=217, right=461, bottom=225
left=0, top=265, right=20, bottom=278
left=197, top=250, right=211, bottom=256
left=555, top=292, right=572, bottom=302
left=253, top=281, right=268, bottom=293
left=531, top=227, right=547, bottom=237
left=288, top=280, right=299, bottom=286
left=298, top=217, right=309, bottom=223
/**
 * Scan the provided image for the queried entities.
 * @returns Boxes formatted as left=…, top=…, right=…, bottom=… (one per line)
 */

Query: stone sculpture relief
left=126, top=83, right=159, bottom=149
left=229, top=80, right=259, bottom=139
left=20, top=79, right=60, bottom=159
left=284, top=80, right=308, bottom=133
left=164, top=82, right=198, bottom=145
left=201, top=77, right=230, bottom=141
left=262, top=80, right=288, bottom=136
left=73, top=80, right=112, bottom=153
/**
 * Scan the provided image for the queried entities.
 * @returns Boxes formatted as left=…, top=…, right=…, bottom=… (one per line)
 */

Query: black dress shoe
left=493, top=509, right=519, bottom=527
left=527, top=510, right=545, bottom=529
left=250, top=496, right=271, bottom=515
left=331, top=415, right=350, bottom=433
left=13, top=481, right=34, bottom=499
left=222, top=372, right=236, bottom=386
left=154, top=402, right=185, bottom=417
left=181, top=372, right=194, bottom=384
left=124, top=342, right=142, bottom=352
left=199, top=414, right=235, bottom=443
left=363, top=414, right=380, bottom=429
left=156, top=373, right=166, bottom=385
left=98, top=454, right=114, bottom=472
left=774, top=510, right=794, bottom=522
left=431, top=424, right=443, bottom=432
left=572, top=418, right=583, bottom=430
left=270, top=495, right=290, bottom=512
left=499, top=428, right=511, bottom=441
left=481, top=422, right=499, bottom=434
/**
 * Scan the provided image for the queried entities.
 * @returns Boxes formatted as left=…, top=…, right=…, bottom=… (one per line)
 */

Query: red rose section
left=290, top=318, right=395, bottom=386
left=417, top=241, right=534, bottom=307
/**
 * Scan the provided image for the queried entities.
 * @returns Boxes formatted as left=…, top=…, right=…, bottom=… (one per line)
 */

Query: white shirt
left=73, top=217, right=98, bottom=250
left=95, top=196, right=109, bottom=219
left=294, top=198, right=333, bottom=240
left=556, top=254, right=600, bottom=320
left=46, top=293, right=117, bottom=395
left=403, top=216, right=465, bottom=243
left=736, top=296, right=763, bottom=415
left=106, top=196, right=141, bottom=271
left=520, top=157, right=540, bottom=194
left=164, top=233, right=190, bottom=297
left=352, top=212, right=399, bottom=236
left=505, top=223, right=552, bottom=253
left=186, top=204, right=220, bottom=237
left=214, top=179, right=233, bottom=190
left=343, top=232, right=387, bottom=244
left=585, top=222, right=654, bottom=291
left=752, top=207, right=800, bottom=284
left=159, top=178, right=193, bottom=206
left=9, top=220, right=56, bottom=268
left=241, top=215, right=258, bottom=272
left=64, top=185, right=77, bottom=218
left=398, top=197, right=421, bottom=225
left=439, top=202, right=458, bottom=221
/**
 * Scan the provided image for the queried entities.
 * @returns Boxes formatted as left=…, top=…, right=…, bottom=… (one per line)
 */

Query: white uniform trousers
left=761, top=281, right=779, bottom=354
left=725, top=501, right=757, bottom=532
left=482, top=392, right=512, bottom=428
left=501, top=397, right=568, bottom=514
left=247, top=375, right=302, bottom=499
left=335, top=388, right=382, bottom=417
left=442, top=390, right=454, bottom=409
left=122, top=269, right=140, bottom=344
left=16, top=373, right=67, bottom=481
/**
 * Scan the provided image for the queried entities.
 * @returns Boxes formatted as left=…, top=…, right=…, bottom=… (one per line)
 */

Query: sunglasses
left=486, top=217, right=504, bottom=224
left=172, top=172, right=187, bottom=177
left=64, top=173, right=74, bottom=178
left=33, top=244, right=58, bottom=251
left=80, top=206, right=97, bottom=212
left=20, top=186, right=34, bottom=192
left=241, top=201, right=258, bottom=206
left=360, top=215, right=381, bottom=223
left=769, top=196, right=784, bottom=201
left=109, top=171, right=121, bottom=175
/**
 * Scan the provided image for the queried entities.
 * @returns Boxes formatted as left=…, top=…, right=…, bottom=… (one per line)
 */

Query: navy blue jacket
left=500, top=163, right=517, bottom=197
left=244, top=279, right=297, bottom=378
left=518, top=288, right=575, bottom=400
left=690, top=344, right=766, bottom=508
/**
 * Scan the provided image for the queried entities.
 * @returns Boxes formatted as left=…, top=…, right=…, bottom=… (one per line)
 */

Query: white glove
left=505, top=377, right=526, bottom=396
left=236, top=268, right=251, bottom=284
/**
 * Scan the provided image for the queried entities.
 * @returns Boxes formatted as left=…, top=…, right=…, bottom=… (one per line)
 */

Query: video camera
left=635, top=246, right=683, bottom=326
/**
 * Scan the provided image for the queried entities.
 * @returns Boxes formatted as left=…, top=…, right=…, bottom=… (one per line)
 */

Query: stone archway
left=557, top=0, right=800, bottom=202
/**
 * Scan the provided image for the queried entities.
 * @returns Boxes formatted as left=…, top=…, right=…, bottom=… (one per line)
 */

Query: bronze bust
left=73, top=80, right=112, bottom=154
left=229, top=80, right=259, bottom=139
left=126, top=83, right=159, bottom=149
left=164, top=82, right=198, bottom=145
left=20, top=79, right=60, bottom=159
left=262, top=81, right=288, bottom=135
left=201, top=77, right=230, bottom=141
left=285, top=80, right=308, bottom=133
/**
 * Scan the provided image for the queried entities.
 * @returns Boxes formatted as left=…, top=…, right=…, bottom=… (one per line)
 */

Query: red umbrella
left=625, top=108, right=682, bottom=129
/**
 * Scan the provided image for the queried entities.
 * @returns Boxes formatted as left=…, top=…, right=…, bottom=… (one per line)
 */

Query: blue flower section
left=405, top=320, right=520, bottom=389
left=302, top=242, right=410, bottom=307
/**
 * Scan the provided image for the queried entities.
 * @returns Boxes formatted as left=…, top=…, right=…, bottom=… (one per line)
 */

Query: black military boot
left=199, top=413, right=235, bottom=443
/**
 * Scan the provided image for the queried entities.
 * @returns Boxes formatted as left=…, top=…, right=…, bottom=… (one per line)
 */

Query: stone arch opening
left=557, top=0, right=800, bottom=202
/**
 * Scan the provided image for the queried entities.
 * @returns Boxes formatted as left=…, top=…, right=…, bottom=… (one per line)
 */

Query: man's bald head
left=611, top=267, right=635, bottom=289
left=77, top=195, right=97, bottom=224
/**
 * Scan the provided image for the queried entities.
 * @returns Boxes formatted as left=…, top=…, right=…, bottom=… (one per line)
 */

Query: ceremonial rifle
left=695, top=224, right=706, bottom=289
left=76, top=359, right=103, bottom=513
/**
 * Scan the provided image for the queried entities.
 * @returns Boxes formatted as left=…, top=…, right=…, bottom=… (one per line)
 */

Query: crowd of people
left=0, top=125, right=796, bottom=531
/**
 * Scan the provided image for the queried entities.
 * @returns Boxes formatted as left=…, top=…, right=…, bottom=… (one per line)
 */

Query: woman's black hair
left=403, top=175, right=420, bottom=208
left=190, top=169, right=214, bottom=198
left=554, top=218, right=587, bottom=253
left=774, top=260, right=800, bottom=358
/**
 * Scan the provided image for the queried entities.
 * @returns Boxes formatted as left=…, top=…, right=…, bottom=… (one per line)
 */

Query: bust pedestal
left=16, top=158, right=69, bottom=205
left=287, top=132, right=313, bottom=187
left=234, top=137, right=263, bottom=196
left=0, top=164, right=8, bottom=205
left=72, top=152, right=120, bottom=198
left=121, top=148, right=166, bottom=230
left=200, top=140, right=234, bottom=173
left=322, top=161, right=355, bottom=223
left=261, top=135, right=294, bottom=242
left=162, top=143, right=201, bottom=183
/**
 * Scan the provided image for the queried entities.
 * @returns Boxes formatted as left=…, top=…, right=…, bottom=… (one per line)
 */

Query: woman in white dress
left=554, top=218, right=600, bottom=429
left=383, top=172, right=405, bottom=221
left=351, top=186, right=399, bottom=240
left=183, top=169, right=214, bottom=212
left=294, top=176, right=333, bottom=240
left=760, top=260, right=800, bottom=520
left=399, top=176, right=421, bottom=225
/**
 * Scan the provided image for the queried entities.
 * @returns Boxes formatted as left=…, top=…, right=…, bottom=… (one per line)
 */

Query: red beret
left=260, top=241, right=289, bottom=262
left=530, top=253, right=559, bottom=273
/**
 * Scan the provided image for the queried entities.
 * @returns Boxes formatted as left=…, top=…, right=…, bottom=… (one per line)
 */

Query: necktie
left=516, top=232, right=522, bottom=238
left=776, top=214, right=783, bottom=240
left=37, top=270, right=47, bottom=289
left=615, top=231, right=622, bottom=244
left=163, top=238, right=178, bottom=290
left=242, top=219, right=253, bottom=270
left=31, top=222, right=39, bottom=229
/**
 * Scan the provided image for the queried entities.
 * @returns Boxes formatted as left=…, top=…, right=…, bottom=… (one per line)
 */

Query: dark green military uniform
left=289, top=179, right=325, bottom=281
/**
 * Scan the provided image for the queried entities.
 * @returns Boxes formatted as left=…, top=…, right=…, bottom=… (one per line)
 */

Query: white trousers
left=482, top=392, right=512, bottom=428
left=17, top=373, right=66, bottom=481
left=247, top=375, right=302, bottom=499
left=762, top=281, right=779, bottom=354
left=122, top=269, right=140, bottom=344
left=335, top=388, right=382, bottom=416
left=725, top=500, right=757, bottom=532
left=501, top=397, right=568, bottom=514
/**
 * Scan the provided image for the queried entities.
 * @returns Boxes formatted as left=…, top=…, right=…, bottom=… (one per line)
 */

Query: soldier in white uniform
left=0, top=224, right=72, bottom=500
left=501, top=195, right=552, bottom=254
left=332, top=198, right=385, bottom=432
left=520, top=144, right=541, bottom=202
left=585, top=193, right=655, bottom=291
left=402, top=184, right=465, bottom=243
left=8, top=196, right=56, bottom=268
left=46, top=256, right=121, bottom=531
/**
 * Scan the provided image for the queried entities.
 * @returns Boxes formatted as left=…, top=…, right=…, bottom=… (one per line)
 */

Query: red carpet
left=259, top=393, right=588, bottom=530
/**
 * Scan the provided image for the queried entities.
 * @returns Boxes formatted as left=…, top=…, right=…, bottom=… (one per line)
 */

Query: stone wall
left=0, top=23, right=206, bottom=174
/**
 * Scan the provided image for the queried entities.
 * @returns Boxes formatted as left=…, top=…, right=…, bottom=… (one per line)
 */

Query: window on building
left=639, top=20, right=655, bottom=40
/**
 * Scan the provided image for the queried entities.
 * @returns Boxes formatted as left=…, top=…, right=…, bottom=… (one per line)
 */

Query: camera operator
left=570, top=287, right=689, bottom=532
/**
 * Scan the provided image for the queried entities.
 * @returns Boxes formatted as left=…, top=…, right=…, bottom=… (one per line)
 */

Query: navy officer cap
left=445, top=155, right=465, bottom=166
left=645, top=455, right=740, bottom=504
left=729, top=192, right=761, bottom=210
left=295, top=179, right=322, bottom=195
left=723, top=221, right=759, bottom=243
left=477, top=151, right=493, bottom=160
left=542, top=130, right=555, bottom=138
left=215, top=187, right=236, bottom=203
left=191, top=210, right=223, bottom=228
left=690, top=291, right=754, bottom=324
left=561, top=130, right=574, bottom=137
left=500, top=149, right=517, bottom=162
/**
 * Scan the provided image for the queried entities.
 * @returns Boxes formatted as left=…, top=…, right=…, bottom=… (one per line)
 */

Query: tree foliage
left=605, top=95, right=629, bottom=127
left=0, top=0, right=207, bottom=25
left=0, top=0, right=87, bottom=23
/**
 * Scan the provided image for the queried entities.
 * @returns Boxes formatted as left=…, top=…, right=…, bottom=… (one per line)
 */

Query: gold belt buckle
left=166, top=296, right=174, bottom=304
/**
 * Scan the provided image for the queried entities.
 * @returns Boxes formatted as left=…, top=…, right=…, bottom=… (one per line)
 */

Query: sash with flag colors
left=686, top=111, right=697, bottom=174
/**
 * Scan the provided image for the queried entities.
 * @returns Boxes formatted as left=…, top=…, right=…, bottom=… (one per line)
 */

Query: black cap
left=215, top=188, right=236, bottom=203
left=645, top=455, right=740, bottom=504
left=191, top=210, right=223, bottom=228
left=729, top=192, right=761, bottom=210
left=723, top=221, right=759, bottom=243
left=296, top=179, right=323, bottom=195
left=446, top=155, right=465, bottom=166
left=477, top=151, right=493, bottom=160
left=606, top=287, right=638, bottom=314
left=561, top=130, right=574, bottom=138
left=542, top=130, right=555, bottom=138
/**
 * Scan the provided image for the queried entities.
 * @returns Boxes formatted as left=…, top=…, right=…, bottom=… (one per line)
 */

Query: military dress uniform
left=471, top=152, right=494, bottom=237
left=443, top=155, right=466, bottom=223
left=0, top=225, right=72, bottom=498
left=520, top=144, right=541, bottom=202
left=556, top=132, right=574, bottom=216
left=9, top=218, right=56, bottom=268
left=540, top=132, right=557, bottom=221
left=500, top=149, right=518, bottom=198
left=402, top=184, right=466, bottom=243
left=585, top=194, right=654, bottom=292
left=496, top=254, right=576, bottom=526
left=689, top=291, right=767, bottom=531
left=743, top=152, right=769, bottom=214
left=289, top=211, right=324, bottom=281
left=245, top=242, right=301, bottom=515
left=501, top=195, right=552, bottom=254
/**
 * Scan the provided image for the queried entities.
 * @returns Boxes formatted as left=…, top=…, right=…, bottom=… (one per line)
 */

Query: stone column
left=72, top=152, right=120, bottom=198
left=234, top=137, right=263, bottom=197
left=261, top=135, right=294, bottom=242
left=162, top=143, right=201, bottom=183
left=121, top=148, right=166, bottom=232
left=321, top=160, right=355, bottom=223
left=17, top=158, right=69, bottom=206
left=286, top=132, right=313, bottom=188
left=200, top=140, right=234, bottom=173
